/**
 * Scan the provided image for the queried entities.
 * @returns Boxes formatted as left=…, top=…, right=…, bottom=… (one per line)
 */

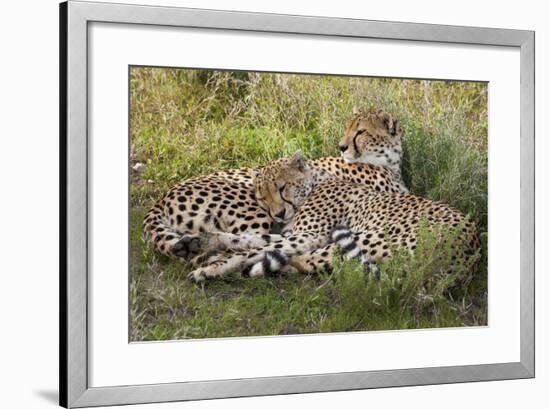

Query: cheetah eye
left=278, top=184, right=286, bottom=194
left=356, top=129, right=366, bottom=136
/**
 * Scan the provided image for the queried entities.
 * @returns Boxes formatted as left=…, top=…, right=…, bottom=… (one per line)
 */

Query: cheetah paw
left=187, top=269, right=206, bottom=283
left=172, top=235, right=203, bottom=258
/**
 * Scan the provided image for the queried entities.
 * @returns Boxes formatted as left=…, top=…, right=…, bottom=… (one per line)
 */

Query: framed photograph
left=60, top=1, right=534, bottom=407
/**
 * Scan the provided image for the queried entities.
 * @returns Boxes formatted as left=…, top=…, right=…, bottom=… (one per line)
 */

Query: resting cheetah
left=187, top=152, right=479, bottom=282
left=143, top=154, right=403, bottom=266
left=339, top=109, right=407, bottom=192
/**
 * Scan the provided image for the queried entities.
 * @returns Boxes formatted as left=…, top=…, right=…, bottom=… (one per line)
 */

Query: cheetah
left=339, top=109, right=407, bottom=192
left=187, top=151, right=479, bottom=282
left=143, top=153, right=404, bottom=266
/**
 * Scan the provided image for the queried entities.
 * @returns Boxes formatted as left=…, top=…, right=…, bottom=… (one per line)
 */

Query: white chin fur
left=359, top=153, right=389, bottom=167
left=362, top=149, right=400, bottom=167
left=341, top=154, right=354, bottom=164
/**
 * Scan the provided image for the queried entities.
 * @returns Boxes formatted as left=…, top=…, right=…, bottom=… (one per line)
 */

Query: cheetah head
left=255, top=151, right=313, bottom=224
left=339, top=109, right=403, bottom=168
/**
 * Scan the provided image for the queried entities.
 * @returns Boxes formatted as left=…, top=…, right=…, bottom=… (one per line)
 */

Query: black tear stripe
left=281, top=194, right=294, bottom=207
left=352, top=133, right=360, bottom=155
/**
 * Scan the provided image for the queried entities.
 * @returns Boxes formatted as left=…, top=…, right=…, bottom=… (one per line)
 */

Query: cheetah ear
left=352, top=106, right=360, bottom=115
left=381, top=112, right=400, bottom=137
left=290, top=150, right=306, bottom=172
left=392, top=120, right=401, bottom=137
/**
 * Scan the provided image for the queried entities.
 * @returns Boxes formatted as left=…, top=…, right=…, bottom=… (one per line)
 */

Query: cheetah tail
left=330, top=225, right=380, bottom=278
left=142, top=205, right=185, bottom=258
left=330, top=225, right=361, bottom=259
left=247, top=250, right=290, bottom=278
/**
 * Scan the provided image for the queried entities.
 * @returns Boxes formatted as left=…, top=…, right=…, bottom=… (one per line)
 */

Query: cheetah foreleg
left=187, top=232, right=329, bottom=282
left=172, top=231, right=284, bottom=263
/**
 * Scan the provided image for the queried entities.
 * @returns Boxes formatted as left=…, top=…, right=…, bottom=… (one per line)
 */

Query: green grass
left=129, top=67, right=488, bottom=341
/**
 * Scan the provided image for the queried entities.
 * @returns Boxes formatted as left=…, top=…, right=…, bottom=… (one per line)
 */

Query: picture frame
left=60, top=1, right=534, bottom=407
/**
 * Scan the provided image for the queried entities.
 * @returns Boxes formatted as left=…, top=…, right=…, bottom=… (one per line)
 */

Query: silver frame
left=60, top=1, right=535, bottom=407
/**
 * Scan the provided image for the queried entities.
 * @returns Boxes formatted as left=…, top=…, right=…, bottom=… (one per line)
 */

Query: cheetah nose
left=339, top=144, right=348, bottom=153
left=275, top=209, right=286, bottom=220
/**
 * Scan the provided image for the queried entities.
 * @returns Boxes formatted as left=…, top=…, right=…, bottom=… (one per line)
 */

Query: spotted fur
left=246, top=225, right=377, bottom=278
left=188, top=153, right=479, bottom=282
left=143, top=152, right=404, bottom=266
